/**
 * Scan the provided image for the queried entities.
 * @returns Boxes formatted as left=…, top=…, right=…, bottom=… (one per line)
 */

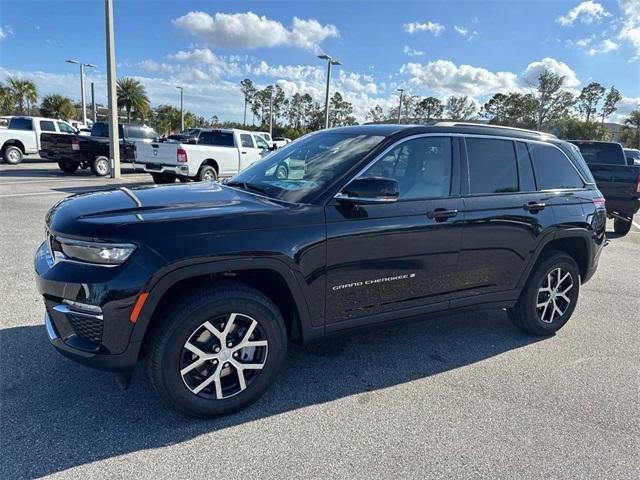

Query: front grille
left=68, top=314, right=103, bottom=345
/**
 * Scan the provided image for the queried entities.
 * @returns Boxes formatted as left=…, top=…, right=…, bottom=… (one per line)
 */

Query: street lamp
left=176, top=86, right=184, bottom=131
left=66, top=59, right=96, bottom=127
left=397, top=88, right=404, bottom=124
left=318, top=54, right=341, bottom=129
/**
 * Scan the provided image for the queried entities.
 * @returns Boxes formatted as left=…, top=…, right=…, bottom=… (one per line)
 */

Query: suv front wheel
left=148, top=282, right=287, bottom=418
left=508, top=252, right=580, bottom=336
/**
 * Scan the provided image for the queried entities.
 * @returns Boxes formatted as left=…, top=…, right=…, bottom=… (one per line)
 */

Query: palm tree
left=116, top=77, right=150, bottom=123
left=7, top=77, right=38, bottom=114
left=40, top=94, right=76, bottom=120
left=0, top=82, right=15, bottom=114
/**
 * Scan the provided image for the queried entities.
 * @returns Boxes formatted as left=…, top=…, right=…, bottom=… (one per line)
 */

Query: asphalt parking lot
left=0, top=159, right=638, bottom=479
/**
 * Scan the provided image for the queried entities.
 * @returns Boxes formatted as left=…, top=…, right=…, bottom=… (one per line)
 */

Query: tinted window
left=515, top=142, right=536, bottom=192
left=57, top=122, right=75, bottom=134
left=139, top=127, right=159, bottom=140
left=8, top=118, right=33, bottom=130
left=200, top=131, right=235, bottom=147
left=466, top=138, right=518, bottom=194
left=361, top=136, right=452, bottom=199
left=528, top=143, right=584, bottom=190
left=571, top=142, right=625, bottom=165
left=91, top=123, right=109, bottom=137
left=240, top=134, right=254, bottom=148
left=39, top=120, right=56, bottom=132
left=126, top=126, right=142, bottom=138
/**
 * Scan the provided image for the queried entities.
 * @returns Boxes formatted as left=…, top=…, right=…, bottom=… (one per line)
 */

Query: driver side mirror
left=335, top=177, right=399, bottom=204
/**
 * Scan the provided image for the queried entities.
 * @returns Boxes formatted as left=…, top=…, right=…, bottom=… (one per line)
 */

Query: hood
left=47, top=182, right=289, bottom=238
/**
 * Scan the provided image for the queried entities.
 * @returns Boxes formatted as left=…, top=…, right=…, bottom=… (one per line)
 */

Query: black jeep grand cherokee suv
left=36, top=124, right=606, bottom=418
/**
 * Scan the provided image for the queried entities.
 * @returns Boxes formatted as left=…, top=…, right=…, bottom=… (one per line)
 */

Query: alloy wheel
left=536, top=267, right=573, bottom=323
left=180, top=313, right=268, bottom=399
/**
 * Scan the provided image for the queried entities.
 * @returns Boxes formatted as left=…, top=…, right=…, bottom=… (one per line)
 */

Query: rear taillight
left=71, top=139, right=80, bottom=151
left=177, top=148, right=187, bottom=163
left=592, top=197, right=606, bottom=208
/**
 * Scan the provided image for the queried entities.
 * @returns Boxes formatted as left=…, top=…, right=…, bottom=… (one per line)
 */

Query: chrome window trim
left=333, top=132, right=593, bottom=202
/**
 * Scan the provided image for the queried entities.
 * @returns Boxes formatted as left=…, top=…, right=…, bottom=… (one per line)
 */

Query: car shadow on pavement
left=0, top=310, right=543, bottom=478
left=0, top=167, right=140, bottom=178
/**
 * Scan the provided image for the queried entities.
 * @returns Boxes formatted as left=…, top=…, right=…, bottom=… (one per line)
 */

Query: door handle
left=523, top=201, right=546, bottom=212
left=427, top=208, right=458, bottom=221
left=241, top=151, right=247, bottom=154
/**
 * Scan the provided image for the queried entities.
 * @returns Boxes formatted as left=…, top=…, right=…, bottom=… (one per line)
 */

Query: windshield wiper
left=225, top=181, right=268, bottom=195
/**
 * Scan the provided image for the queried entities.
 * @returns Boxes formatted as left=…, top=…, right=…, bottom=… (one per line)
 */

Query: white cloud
left=172, top=11, right=338, bottom=53
left=521, top=57, right=581, bottom=87
left=400, top=59, right=520, bottom=96
left=454, top=25, right=478, bottom=40
left=587, top=38, right=620, bottom=54
left=168, top=48, right=220, bottom=64
left=618, top=0, right=640, bottom=60
left=557, top=1, right=611, bottom=26
left=610, top=95, right=640, bottom=122
left=403, top=45, right=425, bottom=57
left=403, top=21, right=445, bottom=36
left=249, top=61, right=324, bottom=82
left=0, top=26, right=13, bottom=41
left=138, top=59, right=176, bottom=73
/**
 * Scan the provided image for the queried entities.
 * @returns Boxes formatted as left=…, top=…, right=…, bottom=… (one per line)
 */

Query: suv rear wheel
left=91, top=156, right=111, bottom=177
left=197, top=165, right=217, bottom=182
left=148, top=282, right=287, bottom=418
left=3, top=145, right=23, bottom=164
left=508, top=251, right=580, bottom=335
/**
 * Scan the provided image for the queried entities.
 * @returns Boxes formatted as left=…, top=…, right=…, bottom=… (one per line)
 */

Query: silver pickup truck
left=135, top=128, right=270, bottom=183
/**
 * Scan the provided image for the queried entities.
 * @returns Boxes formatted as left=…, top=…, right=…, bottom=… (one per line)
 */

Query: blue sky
left=1, top=0, right=639, bottom=122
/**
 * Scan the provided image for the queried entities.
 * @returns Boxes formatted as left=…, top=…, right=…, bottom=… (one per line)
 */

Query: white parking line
left=633, top=220, right=640, bottom=230
left=0, top=190, right=69, bottom=198
left=0, top=178, right=71, bottom=185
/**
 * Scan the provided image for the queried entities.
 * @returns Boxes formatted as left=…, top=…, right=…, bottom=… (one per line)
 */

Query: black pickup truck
left=40, top=122, right=160, bottom=176
left=569, top=140, right=640, bottom=235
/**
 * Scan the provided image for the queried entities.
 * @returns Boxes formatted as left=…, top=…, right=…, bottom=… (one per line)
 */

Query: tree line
left=1, top=70, right=638, bottom=147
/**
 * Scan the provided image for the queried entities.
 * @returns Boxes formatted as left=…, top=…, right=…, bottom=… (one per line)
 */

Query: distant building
left=604, top=122, right=624, bottom=142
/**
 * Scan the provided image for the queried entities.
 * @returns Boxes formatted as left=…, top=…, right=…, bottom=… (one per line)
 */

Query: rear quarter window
left=528, top=143, right=584, bottom=190
left=199, top=131, right=235, bottom=147
left=39, top=120, right=56, bottom=132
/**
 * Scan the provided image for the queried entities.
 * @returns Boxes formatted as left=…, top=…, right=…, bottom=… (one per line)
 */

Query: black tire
left=275, top=164, right=289, bottom=180
left=148, top=282, right=287, bottom=418
left=507, top=251, right=580, bottom=336
left=58, top=160, right=79, bottom=173
left=3, top=145, right=23, bottom=164
left=151, top=173, right=176, bottom=184
left=198, top=165, right=217, bottom=182
left=614, top=217, right=632, bottom=236
left=91, top=156, right=111, bottom=177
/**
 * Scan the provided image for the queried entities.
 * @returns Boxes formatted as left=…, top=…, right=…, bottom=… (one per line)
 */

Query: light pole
left=397, top=88, right=404, bottom=124
left=176, top=86, right=184, bottom=131
left=91, top=82, right=97, bottom=123
left=104, top=0, right=120, bottom=178
left=66, top=59, right=96, bottom=126
left=318, top=54, right=341, bottom=129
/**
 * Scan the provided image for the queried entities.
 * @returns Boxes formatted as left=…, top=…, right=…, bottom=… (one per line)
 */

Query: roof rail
left=434, top=122, right=557, bottom=139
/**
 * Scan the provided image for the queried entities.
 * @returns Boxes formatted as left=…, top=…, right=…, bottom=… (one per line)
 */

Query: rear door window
left=39, top=120, right=56, bottom=132
left=199, top=131, right=235, bottom=147
left=9, top=118, right=33, bottom=130
left=466, top=138, right=519, bottom=194
left=528, top=143, right=584, bottom=190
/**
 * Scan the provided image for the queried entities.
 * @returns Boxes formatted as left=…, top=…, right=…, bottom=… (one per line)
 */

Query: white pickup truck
left=0, top=116, right=77, bottom=164
left=135, top=128, right=270, bottom=183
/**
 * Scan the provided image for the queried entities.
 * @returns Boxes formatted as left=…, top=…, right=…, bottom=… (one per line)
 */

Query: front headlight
left=57, top=237, right=136, bottom=265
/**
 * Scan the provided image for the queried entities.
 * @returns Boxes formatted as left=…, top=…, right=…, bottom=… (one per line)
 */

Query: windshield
left=229, top=131, right=385, bottom=203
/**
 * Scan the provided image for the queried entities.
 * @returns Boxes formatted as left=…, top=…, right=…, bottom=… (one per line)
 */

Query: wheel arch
left=199, top=158, right=219, bottom=173
left=517, top=229, right=593, bottom=288
left=2, top=139, right=26, bottom=153
left=131, top=258, right=317, bottom=354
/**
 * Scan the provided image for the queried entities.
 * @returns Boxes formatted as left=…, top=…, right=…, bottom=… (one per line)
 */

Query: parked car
left=623, top=148, right=640, bottom=166
left=36, top=123, right=607, bottom=418
left=568, top=140, right=640, bottom=235
left=0, top=116, right=77, bottom=164
left=135, top=128, right=269, bottom=184
left=40, top=122, right=159, bottom=176
left=273, top=137, right=291, bottom=149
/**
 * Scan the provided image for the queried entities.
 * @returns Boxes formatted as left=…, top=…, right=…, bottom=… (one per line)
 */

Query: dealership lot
left=1, top=161, right=638, bottom=479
